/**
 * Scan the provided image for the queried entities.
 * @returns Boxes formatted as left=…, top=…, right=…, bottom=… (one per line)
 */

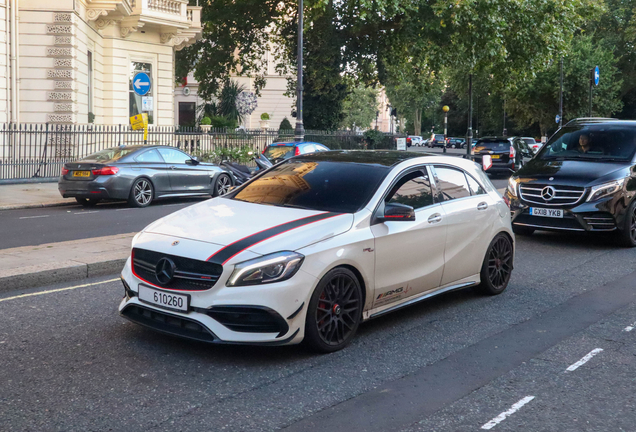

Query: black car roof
left=294, top=150, right=430, bottom=167
left=564, top=118, right=636, bottom=127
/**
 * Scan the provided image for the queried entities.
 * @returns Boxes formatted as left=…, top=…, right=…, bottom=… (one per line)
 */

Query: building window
left=88, top=50, right=93, bottom=122
left=129, top=62, right=153, bottom=124
left=179, top=102, right=196, bottom=127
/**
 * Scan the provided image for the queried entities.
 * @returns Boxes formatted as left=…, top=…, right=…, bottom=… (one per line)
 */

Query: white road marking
left=481, top=396, right=535, bottom=430
left=73, top=211, right=100, bottom=215
left=566, top=348, right=604, bottom=372
left=623, top=322, right=635, bottom=332
left=19, top=215, right=49, bottom=219
left=116, top=208, right=134, bottom=211
left=0, top=278, right=119, bottom=303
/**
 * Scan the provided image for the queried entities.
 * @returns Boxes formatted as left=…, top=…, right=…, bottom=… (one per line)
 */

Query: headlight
left=507, top=177, right=519, bottom=197
left=586, top=179, right=625, bottom=202
left=227, top=251, right=304, bottom=286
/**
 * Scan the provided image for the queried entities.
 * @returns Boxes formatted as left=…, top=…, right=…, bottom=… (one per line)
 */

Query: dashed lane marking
left=19, top=215, right=49, bottom=219
left=73, top=211, right=100, bottom=215
left=0, top=278, right=119, bottom=303
left=623, top=322, right=635, bottom=332
left=481, top=396, right=535, bottom=430
left=566, top=348, right=604, bottom=372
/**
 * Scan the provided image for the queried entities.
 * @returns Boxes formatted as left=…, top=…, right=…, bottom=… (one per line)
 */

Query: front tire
left=477, top=233, right=513, bottom=295
left=304, top=268, right=363, bottom=353
left=128, top=178, right=153, bottom=208
left=617, top=200, right=636, bottom=247
left=213, top=173, right=232, bottom=196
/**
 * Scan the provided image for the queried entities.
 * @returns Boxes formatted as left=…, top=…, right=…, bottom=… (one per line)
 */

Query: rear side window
left=386, top=170, right=434, bottom=210
left=466, top=174, right=486, bottom=195
left=82, top=147, right=136, bottom=163
left=433, top=166, right=471, bottom=201
left=135, top=149, right=163, bottom=163
left=264, top=145, right=295, bottom=160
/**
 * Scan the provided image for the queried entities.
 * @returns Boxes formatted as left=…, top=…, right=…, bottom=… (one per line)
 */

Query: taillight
left=61, top=167, right=69, bottom=176
left=294, top=146, right=300, bottom=156
left=92, top=166, right=119, bottom=176
left=509, top=145, right=516, bottom=159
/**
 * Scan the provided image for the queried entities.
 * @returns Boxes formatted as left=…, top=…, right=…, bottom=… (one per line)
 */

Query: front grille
left=198, top=306, right=289, bottom=336
left=519, top=184, right=586, bottom=206
left=582, top=213, right=616, bottom=231
left=121, top=304, right=216, bottom=343
left=132, top=248, right=223, bottom=291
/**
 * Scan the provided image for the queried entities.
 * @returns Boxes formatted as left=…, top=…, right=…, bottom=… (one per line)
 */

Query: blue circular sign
left=594, top=66, right=600, bottom=86
left=555, top=114, right=561, bottom=124
left=132, top=72, right=151, bottom=96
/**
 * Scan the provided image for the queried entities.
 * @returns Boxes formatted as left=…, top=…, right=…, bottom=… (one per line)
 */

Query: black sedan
left=58, top=145, right=233, bottom=207
left=472, top=137, right=533, bottom=175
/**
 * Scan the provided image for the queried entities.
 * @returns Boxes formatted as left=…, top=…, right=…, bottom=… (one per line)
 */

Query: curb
left=0, top=200, right=75, bottom=211
left=0, top=257, right=127, bottom=294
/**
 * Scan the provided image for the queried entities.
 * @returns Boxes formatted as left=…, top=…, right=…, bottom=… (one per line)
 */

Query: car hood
left=515, top=158, right=630, bottom=187
left=141, top=198, right=354, bottom=263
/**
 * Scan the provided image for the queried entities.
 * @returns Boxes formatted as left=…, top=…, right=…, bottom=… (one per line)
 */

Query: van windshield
left=538, top=125, right=636, bottom=161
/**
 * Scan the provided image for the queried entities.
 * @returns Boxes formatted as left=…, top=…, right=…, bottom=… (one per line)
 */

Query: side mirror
left=379, top=202, right=415, bottom=222
left=187, top=158, right=199, bottom=165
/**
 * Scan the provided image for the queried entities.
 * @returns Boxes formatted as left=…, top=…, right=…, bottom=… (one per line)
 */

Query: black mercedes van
left=505, top=118, right=636, bottom=246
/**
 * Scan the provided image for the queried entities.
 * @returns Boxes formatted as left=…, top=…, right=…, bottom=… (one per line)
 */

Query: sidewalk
left=0, top=233, right=134, bottom=293
left=0, top=182, right=73, bottom=210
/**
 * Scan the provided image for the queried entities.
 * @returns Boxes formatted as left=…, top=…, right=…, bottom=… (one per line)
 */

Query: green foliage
left=218, top=79, right=246, bottom=123
left=363, top=129, right=388, bottom=149
left=341, top=86, right=379, bottom=130
left=260, top=113, right=270, bottom=121
left=279, top=117, right=293, bottom=130
left=88, top=112, right=95, bottom=124
left=192, top=146, right=254, bottom=164
left=210, top=116, right=238, bottom=129
left=200, top=116, right=212, bottom=126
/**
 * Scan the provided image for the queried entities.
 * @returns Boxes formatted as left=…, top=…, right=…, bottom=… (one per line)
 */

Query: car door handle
left=428, top=213, right=442, bottom=224
left=477, top=202, right=488, bottom=210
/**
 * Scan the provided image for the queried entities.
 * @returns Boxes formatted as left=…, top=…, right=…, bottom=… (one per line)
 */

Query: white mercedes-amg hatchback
left=119, top=151, right=514, bottom=352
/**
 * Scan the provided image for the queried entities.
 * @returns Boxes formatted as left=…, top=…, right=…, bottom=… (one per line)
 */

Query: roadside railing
left=0, top=124, right=403, bottom=181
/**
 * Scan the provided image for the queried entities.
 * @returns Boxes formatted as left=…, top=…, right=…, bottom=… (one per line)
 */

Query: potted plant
left=259, top=112, right=270, bottom=130
left=200, top=116, right=212, bottom=132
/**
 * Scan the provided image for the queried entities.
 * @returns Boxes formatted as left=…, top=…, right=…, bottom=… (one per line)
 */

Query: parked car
left=448, top=137, right=466, bottom=149
left=408, top=135, right=424, bottom=146
left=262, top=141, right=329, bottom=162
left=506, top=118, right=636, bottom=246
left=517, top=136, right=542, bottom=153
left=472, top=137, right=534, bottom=175
left=428, top=134, right=447, bottom=148
left=58, top=145, right=233, bottom=208
left=119, top=151, right=514, bottom=352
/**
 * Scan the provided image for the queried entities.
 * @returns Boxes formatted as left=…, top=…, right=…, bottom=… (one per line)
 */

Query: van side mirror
left=379, top=202, right=415, bottom=222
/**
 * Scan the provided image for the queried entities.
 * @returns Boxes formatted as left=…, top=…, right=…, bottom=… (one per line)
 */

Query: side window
left=315, top=145, right=329, bottom=152
left=135, top=149, right=163, bottom=163
left=302, top=144, right=316, bottom=154
left=433, top=166, right=471, bottom=201
left=386, top=170, right=434, bottom=210
left=466, top=174, right=486, bottom=195
left=158, top=148, right=189, bottom=164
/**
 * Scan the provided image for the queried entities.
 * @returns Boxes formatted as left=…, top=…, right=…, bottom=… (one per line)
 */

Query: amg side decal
left=207, top=212, right=341, bottom=265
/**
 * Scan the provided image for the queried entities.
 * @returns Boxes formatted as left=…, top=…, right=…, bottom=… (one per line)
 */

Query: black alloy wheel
left=477, top=233, right=513, bottom=295
left=75, top=197, right=100, bottom=207
left=213, top=173, right=232, bottom=196
left=304, top=268, right=363, bottom=353
left=128, top=178, right=153, bottom=208
left=617, top=199, right=636, bottom=247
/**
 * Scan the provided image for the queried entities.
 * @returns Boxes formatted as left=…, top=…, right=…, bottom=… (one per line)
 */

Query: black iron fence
left=0, top=123, right=403, bottom=181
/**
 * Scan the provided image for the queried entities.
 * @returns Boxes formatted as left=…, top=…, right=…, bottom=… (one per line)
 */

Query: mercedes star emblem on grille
left=541, top=186, right=556, bottom=201
left=155, top=257, right=176, bottom=284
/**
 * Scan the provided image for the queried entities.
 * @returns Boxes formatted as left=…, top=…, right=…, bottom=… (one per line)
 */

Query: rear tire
left=213, top=173, right=232, bottom=197
left=617, top=199, right=636, bottom=247
left=75, top=197, right=100, bottom=207
left=477, top=233, right=513, bottom=296
left=304, top=267, right=363, bottom=353
left=128, top=178, right=153, bottom=208
left=512, top=225, right=535, bottom=236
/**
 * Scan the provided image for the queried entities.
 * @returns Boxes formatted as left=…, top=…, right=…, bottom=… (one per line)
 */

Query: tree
left=341, top=86, right=379, bottom=130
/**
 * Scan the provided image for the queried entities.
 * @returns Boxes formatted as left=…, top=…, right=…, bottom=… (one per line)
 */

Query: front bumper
left=118, top=256, right=315, bottom=345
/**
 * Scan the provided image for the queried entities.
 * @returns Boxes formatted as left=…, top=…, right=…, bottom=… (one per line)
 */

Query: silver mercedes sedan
left=58, top=145, right=233, bottom=207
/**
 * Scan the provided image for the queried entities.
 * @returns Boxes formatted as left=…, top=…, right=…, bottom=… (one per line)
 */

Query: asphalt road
left=0, top=147, right=508, bottom=250
left=1, top=232, right=635, bottom=431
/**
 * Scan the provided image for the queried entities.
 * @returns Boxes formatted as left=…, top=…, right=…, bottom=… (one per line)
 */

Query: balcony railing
left=148, top=0, right=183, bottom=15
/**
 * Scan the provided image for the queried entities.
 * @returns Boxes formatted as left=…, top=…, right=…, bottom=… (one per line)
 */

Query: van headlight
left=586, top=179, right=625, bottom=202
left=227, top=251, right=304, bottom=286
left=507, top=177, right=519, bottom=197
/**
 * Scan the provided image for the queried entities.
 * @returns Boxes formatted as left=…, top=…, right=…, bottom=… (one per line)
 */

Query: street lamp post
left=442, top=105, right=449, bottom=154
left=294, top=0, right=305, bottom=142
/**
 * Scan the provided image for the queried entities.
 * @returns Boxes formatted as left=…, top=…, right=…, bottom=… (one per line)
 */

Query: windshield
left=474, top=140, right=510, bottom=152
left=82, top=147, right=137, bottom=163
left=230, top=159, right=390, bottom=213
left=538, top=125, right=636, bottom=161
left=434, top=135, right=444, bottom=140
left=264, top=145, right=295, bottom=161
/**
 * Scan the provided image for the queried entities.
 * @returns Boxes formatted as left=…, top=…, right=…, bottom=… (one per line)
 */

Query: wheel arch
left=324, top=263, right=368, bottom=312
left=132, top=175, right=155, bottom=198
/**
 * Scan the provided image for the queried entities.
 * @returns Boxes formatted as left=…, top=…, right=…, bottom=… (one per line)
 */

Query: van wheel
left=304, top=268, right=363, bottom=353
left=617, top=200, right=636, bottom=247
